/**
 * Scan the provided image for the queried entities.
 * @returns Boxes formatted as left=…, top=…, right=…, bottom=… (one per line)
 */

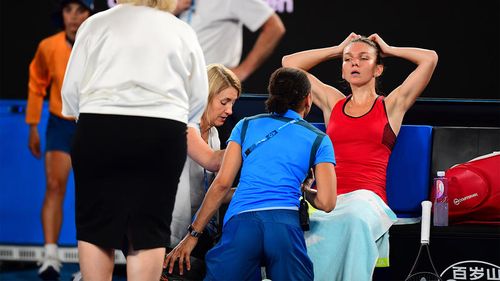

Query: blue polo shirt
left=223, top=110, right=336, bottom=225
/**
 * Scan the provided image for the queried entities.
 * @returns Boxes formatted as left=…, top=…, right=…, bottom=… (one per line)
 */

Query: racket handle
left=421, top=201, right=432, bottom=244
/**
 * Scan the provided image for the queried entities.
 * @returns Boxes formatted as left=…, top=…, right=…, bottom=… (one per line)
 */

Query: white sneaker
left=37, top=256, right=61, bottom=280
left=72, top=271, right=83, bottom=281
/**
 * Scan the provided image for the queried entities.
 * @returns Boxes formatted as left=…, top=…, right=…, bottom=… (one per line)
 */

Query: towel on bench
left=305, top=189, right=397, bottom=281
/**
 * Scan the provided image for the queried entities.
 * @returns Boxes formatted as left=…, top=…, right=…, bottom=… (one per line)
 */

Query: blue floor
left=0, top=262, right=127, bottom=281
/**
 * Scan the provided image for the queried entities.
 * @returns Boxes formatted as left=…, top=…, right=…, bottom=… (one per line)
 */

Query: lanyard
left=203, top=168, right=210, bottom=191
left=186, top=0, right=196, bottom=24
left=244, top=119, right=299, bottom=156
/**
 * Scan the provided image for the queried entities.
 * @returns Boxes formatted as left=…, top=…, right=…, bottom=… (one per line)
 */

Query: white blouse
left=170, top=125, right=220, bottom=246
left=61, top=4, right=208, bottom=125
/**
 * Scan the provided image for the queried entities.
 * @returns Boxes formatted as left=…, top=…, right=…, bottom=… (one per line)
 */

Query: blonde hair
left=116, top=0, right=177, bottom=13
left=202, top=64, right=242, bottom=127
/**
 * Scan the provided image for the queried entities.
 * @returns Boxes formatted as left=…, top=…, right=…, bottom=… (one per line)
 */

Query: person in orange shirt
left=25, top=1, right=92, bottom=280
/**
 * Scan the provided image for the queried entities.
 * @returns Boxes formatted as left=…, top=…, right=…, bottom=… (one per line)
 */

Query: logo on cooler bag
left=453, top=193, right=479, bottom=206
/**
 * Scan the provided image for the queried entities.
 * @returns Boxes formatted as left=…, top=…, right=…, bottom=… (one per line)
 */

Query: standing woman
left=170, top=63, right=241, bottom=250
left=282, top=33, right=438, bottom=280
left=61, top=0, right=208, bottom=280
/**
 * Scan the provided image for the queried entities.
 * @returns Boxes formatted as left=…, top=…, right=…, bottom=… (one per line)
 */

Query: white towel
left=305, top=189, right=397, bottom=281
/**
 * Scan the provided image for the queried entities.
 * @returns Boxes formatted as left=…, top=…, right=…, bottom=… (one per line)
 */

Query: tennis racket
left=404, top=201, right=443, bottom=281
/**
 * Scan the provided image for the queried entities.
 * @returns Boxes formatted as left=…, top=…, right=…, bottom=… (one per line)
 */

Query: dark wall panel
left=1, top=0, right=499, bottom=100
left=242, top=0, right=500, bottom=100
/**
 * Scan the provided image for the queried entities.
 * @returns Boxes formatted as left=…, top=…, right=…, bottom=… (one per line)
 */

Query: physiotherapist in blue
left=165, top=67, right=338, bottom=280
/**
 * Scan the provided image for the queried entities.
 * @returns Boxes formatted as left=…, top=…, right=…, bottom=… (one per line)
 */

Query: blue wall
left=1, top=96, right=498, bottom=246
left=0, top=100, right=76, bottom=246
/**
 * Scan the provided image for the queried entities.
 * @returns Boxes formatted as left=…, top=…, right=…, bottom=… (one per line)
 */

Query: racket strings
left=425, top=246, right=440, bottom=278
left=404, top=245, right=443, bottom=281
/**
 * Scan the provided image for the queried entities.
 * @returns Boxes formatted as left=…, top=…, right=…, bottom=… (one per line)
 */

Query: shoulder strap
left=241, top=114, right=326, bottom=170
left=244, top=117, right=300, bottom=156
left=295, top=120, right=325, bottom=136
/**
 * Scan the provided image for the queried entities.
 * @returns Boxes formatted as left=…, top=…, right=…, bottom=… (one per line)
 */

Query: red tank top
left=326, top=95, right=396, bottom=202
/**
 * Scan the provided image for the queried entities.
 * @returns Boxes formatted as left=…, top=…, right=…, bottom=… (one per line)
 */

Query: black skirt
left=71, top=113, right=187, bottom=251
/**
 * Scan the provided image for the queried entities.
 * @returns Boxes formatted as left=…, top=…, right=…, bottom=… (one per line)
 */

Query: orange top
left=26, top=31, right=74, bottom=124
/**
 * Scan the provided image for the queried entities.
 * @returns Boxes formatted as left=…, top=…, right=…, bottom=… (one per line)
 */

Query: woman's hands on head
left=368, top=33, right=392, bottom=57
left=339, top=32, right=393, bottom=58
left=338, top=32, right=361, bottom=52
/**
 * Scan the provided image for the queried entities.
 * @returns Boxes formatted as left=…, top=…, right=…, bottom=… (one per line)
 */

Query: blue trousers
left=204, top=209, right=313, bottom=281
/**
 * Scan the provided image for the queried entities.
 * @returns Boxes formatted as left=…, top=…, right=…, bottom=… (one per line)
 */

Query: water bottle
left=433, top=171, right=449, bottom=226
